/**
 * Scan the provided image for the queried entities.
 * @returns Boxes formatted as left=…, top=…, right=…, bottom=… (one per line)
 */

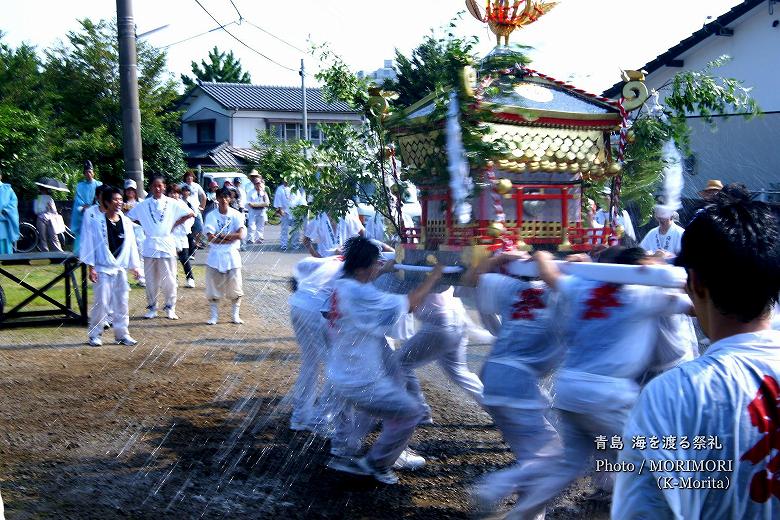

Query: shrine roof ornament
left=466, top=0, right=558, bottom=46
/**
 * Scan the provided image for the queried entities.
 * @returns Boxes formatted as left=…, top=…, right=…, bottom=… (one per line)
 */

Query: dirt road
left=0, top=242, right=608, bottom=519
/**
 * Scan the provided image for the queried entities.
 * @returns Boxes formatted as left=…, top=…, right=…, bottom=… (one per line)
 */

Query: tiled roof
left=195, top=80, right=360, bottom=113
left=183, top=142, right=264, bottom=167
left=603, top=0, right=764, bottom=98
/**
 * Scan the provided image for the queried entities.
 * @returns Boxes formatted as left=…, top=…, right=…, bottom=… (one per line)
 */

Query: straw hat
left=699, top=179, right=723, bottom=196
left=248, top=170, right=261, bottom=179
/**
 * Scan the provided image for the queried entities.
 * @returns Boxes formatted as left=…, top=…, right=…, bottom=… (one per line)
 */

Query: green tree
left=181, top=46, right=251, bottom=88
left=41, top=18, right=185, bottom=190
left=599, top=56, right=760, bottom=225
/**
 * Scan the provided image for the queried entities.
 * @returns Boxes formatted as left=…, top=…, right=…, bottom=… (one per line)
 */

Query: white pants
left=133, top=224, right=145, bottom=282
left=508, top=401, right=631, bottom=518
left=331, top=378, right=424, bottom=470
left=398, top=322, right=484, bottom=410
left=205, top=266, right=243, bottom=301
left=279, top=213, right=300, bottom=249
left=247, top=210, right=266, bottom=242
left=290, top=307, right=337, bottom=426
left=88, top=269, right=130, bottom=340
left=144, top=256, right=177, bottom=311
left=475, top=404, right=562, bottom=519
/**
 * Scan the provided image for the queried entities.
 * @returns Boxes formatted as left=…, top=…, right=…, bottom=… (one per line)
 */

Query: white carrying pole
left=390, top=260, right=686, bottom=288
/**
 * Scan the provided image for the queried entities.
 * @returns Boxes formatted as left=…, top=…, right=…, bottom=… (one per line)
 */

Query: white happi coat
left=128, top=196, right=192, bottom=258
left=613, top=330, right=780, bottom=519
left=79, top=212, right=140, bottom=273
left=640, top=222, right=685, bottom=256
left=305, top=212, right=364, bottom=257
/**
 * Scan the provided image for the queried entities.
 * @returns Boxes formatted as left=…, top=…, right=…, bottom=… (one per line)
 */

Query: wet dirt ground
left=0, top=240, right=608, bottom=519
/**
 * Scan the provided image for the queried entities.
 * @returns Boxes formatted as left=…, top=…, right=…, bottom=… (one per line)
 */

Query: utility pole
left=300, top=59, right=309, bottom=142
left=116, top=0, right=145, bottom=197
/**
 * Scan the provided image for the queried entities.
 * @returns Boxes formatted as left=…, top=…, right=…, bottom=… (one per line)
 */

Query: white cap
left=124, top=179, right=137, bottom=190
left=654, top=205, right=674, bottom=219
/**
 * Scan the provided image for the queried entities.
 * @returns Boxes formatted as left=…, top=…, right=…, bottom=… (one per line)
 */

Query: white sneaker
left=144, top=308, right=157, bottom=319
left=166, top=308, right=179, bottom=320
left=355, top=457, right=399, bottom=485
left=393, top=449, right=426, bottom=471
left=186, top=278, right=195, bottom=288
left=88, top=337, right=102, bottom=347
left=117, top=336, right=138, bottom=346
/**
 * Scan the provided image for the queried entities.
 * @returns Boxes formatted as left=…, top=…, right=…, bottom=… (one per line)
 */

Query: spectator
left=167, top=184, right=195, bottom=289
left=698, top=179, right=723, bottom=202
left=0, top=171, right=19, bottom=254
left=613, top=196, right=780, bottom=519
left=639, top=206, right=685, bottom=256
left=71, top=160, right=102, bottom=254
left=181, top=171, right=207, bottom=248
left=246, top=171, right=270, bottom=245
left=32, top=183, right=65, bottom=252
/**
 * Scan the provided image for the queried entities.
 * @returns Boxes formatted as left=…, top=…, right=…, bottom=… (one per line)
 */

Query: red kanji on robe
left=741, top=375, right=780, bottom=503
left=510, top=288, right=545, bottom=321
left=582, top=284, right=621, bottom=320
left=327, top=290, right=341, bottom=329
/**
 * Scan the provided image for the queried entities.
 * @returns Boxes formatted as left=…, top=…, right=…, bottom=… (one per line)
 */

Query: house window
left=196, top=121, right=215, bottom=143
left=270, top=123, right=284, bottom=140
left=268, top=122, right=326, bottom=144
left=308, top=124, right=323, bottom=144
left=285, top=123, right=300, bottom=141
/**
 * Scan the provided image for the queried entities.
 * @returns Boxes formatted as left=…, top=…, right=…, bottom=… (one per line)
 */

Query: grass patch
left=0, top=265, right=94, bottom=312
left=0, top=262, right=207, bottom=313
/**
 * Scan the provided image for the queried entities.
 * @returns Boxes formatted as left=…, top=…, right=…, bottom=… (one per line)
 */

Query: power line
left=228, top=0, right=243, bottom=21
left=192, top=0, right=296, bottom=72
left=163, top=20, right=239, bottom=48
left=243, top=19, right=307, bottom=55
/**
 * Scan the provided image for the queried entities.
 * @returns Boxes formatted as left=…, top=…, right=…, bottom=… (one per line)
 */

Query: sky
left=0, top=0, right=744, bottom=94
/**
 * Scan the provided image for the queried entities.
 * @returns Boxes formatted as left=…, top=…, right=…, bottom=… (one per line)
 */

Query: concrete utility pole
left=116, top=0, right=145, bottom=197
left=300, top=59, right=309, bottom=141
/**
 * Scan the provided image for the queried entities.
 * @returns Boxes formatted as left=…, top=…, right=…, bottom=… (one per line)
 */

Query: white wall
left=643, top=6, right=780, bottom=195
left=180, top=90, right=233, bottom=145
left=230, top=110, right=363, bottom=148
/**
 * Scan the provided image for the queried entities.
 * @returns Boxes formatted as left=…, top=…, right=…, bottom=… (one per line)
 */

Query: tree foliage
left=181, top=46, right=251, bottom=88
left=604, top=55, right=761, bottom=225
left=0, top=20, right=185, bottom=200
left=386, top=15, right=483, bottom=107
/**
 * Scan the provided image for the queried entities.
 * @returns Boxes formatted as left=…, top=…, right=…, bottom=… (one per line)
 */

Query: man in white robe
left=613, top=198, right=780, bottom=519
left=640, top=206, right=685, bottom=256
left=464, top=251, right=565, bottom=518
left=509, top=247, right=692, bottom=518
left=203, top=188, right=246, bottom=325
left=324, top=236, right=443, bottom=484
left=128, top=175, right=193, bottom=320
left=303, top=209, right=364, bottom=258
left=80, top=187, right=140, bottom=347
left=245, top=172, right=269, bottom=244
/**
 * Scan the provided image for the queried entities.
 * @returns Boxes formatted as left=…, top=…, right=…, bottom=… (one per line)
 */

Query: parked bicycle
left=13, top=221, right=75, bottom=253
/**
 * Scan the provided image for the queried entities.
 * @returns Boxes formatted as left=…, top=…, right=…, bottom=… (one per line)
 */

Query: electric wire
left=192, top=0, right=296, bottom=72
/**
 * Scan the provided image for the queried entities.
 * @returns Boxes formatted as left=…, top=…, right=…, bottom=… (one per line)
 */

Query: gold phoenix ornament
left=466, top=0, right=558, bottom=46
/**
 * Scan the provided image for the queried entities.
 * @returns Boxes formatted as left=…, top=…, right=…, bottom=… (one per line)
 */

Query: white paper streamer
left=446, top=91, right=473, bottom=225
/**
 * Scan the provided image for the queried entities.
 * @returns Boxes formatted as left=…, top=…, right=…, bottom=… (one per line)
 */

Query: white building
left=603, top=0, right=780, bottom=201
left=358, top=59, right=398, bottom=84
left=179, top=80, right=363, bottom=167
